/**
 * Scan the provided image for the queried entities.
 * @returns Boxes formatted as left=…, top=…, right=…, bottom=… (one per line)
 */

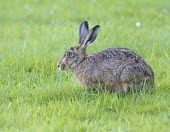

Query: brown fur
left=58, top=21, right=154, bottom=93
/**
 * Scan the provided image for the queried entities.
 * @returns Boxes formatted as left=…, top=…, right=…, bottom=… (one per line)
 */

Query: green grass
left=0, top=0, right=170, bottom=131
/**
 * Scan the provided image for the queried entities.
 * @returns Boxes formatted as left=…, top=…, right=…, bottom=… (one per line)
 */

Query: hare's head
left=58, top=21, right=100, bottom=70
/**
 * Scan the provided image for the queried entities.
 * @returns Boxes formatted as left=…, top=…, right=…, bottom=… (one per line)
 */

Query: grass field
left=0, top=0, right=170, bottom=131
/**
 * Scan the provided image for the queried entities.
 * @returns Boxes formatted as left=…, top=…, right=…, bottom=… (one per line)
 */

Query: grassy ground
left=0, top=0, right=170, bottom=131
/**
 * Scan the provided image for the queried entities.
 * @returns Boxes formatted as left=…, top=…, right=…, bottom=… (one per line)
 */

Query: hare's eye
left=66, top=52, right=73, bottom=57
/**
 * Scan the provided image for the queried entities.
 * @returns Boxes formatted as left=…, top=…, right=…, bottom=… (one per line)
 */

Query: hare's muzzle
left=58, top=64, right=62, bottom=71
left=58, top=63, right=66, bottom=71
left=57, top=64, right=60, bottom=70
left=58, top=64, right=61, bottom=71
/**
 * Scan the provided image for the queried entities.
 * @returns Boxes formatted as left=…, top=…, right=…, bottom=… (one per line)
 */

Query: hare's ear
left=79, top=21, right=89, bottom=44
left=82, top=25, right=100, bottom=48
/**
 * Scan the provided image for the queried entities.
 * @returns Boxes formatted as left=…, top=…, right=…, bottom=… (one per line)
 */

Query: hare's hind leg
left=106, top=81, right=128, bottom=94
left=120, top=65, right=148, bottom=92
left=120, top=82, right=128, bottom=93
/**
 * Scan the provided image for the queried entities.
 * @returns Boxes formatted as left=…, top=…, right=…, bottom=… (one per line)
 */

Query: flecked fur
left=58, top=21, right=154, bottom=93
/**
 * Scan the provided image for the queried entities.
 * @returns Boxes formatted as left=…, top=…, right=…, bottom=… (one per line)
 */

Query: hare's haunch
left=58, top=21, right=154, bottom=93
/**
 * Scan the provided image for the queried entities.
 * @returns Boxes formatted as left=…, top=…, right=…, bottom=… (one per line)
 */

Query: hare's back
left=85, top=48, right=144, bottom=74
left=89, top=48, right=153, bottom=82
left=95, top=48, right=144, bottom=62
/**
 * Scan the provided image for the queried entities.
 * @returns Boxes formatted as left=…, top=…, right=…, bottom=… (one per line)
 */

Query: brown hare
left=58, top=21, right=154, bottom=93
